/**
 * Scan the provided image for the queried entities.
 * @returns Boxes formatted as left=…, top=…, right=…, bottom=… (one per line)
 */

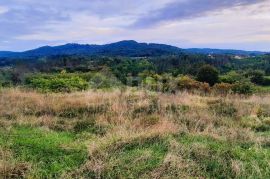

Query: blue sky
left=0, top=0, right=269, bottom=51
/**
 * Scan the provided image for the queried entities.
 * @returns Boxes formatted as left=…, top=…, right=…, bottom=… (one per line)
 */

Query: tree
left=197, top=65, right=219, bottom=86
left=250, top=71, right=264, bottom=85
left=249, top=70, right=264, bottom=85
left=265, top=67, right=270, bottom=76
left=220, top=71, right=243, bottom=84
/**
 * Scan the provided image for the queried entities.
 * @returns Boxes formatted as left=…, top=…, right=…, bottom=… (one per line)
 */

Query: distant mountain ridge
left=184, top=48, right=266, bottom=56
left=0, top=40, right=267, bottom=58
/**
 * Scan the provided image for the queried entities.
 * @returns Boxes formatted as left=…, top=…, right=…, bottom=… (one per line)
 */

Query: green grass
left=0, top=126, right=87, bottom=178
left=82, top=136, right=168, bottom=178
left=2, top=126, right=269, bottom=178
left=174, top=133, right=270, bottom=178
left=103, top=137, right=167, bottom=178
left=254, top=86, right=270, bottom=93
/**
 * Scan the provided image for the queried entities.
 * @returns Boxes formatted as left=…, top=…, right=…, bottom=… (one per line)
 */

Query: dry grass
left=0, top=88, right=269, bottom=178
left=0, top=88, right=269, bottom=145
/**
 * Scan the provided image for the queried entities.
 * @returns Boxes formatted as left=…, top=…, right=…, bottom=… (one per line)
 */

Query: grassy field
left=0, top=88, right=269, bottom=178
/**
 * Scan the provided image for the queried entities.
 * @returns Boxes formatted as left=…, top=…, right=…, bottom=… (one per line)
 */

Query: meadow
left=1, top=2, right=270, bottom=179
left=0, top=88, right=269, bottom=178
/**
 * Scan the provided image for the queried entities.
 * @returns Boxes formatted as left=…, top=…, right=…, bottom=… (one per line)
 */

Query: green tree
left=265, top=67, right=270, bottom=76
left=220, top=71, right=244, bottom=84
left=248, top=70, right=265, bottom=85
left=197, top=65, right=219, bottom=86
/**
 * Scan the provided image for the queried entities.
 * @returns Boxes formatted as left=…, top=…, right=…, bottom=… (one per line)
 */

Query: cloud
left=0, top=6, right=9, bottom=14
left=132, top=0, right=265, bottom=28
left=0, top=0, right=269, bottom=51
left=0, top=0, right=168, bottom=38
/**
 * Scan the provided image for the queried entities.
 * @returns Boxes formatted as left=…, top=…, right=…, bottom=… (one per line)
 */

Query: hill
left=185, top=48, right=266, bottom=56
left=0, top=40, right=182, bottom=58
left=0, top=40, right=267, bottom=58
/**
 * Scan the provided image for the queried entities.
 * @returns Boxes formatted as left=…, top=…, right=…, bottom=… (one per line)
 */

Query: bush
left=232, top=82, right=254, bottom=95
left=197, top=65, right=219, bottom=86
left=79, top=71, right=122, bottom=89
left=265, top=67, right=270, bottom=76
left=249, top=70, right=265, bottom=85
left=176, top=76, right=210, bottom=93
left=262, top=77, right=270, bottom=86
left=213, top=83, right=233, bottom=95
left=141, top=76, right=161, bottom=91
left=140, top=73, right=176, bottom=92
left=176, top=76, right=200, bottom=90
left=220, top=71, right=244, bottom=84
left=199, top=82, right=211, bottom=93
left=208, top=100, right=237, bottom=117
left=26, top=74, right=89, bottom=92
left=89, top=73, right=118, bottom=89
left=257, top=106, right=270, bottom=119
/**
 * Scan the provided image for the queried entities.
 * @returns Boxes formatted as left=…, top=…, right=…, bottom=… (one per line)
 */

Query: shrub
left=132, top=98, right=160, bottom=117
left=26, top=74, right=89, bottom=92
left=89, top=73, right=121, bottom=89
left=199, top=82, right=211, bottom=93
left=176, top=76, right=200, bottom=91
left=176, top=76, right=210, bottom=93
left=160, top=73, right=175, bottom=92
left=141, top=76, right=161, bottom=91
left=262, top=77, right=270, bottom=86
left=197, top=65, right=219, bottom=86
left=257, top=106, right=270, bottom=119
left=166, top=104, right=190, bottom=114
left=220, top=71, right=244, bottom=84
left=209, top=100, right=237, bottom=117
left=0, top=69, right=13, bottom=87
left=213, top=83, right=233, bottom=95
left=232, top=82, right=253, bottom=95
left=265, top=67, right=270, bottom=76
left=249, top=70, right=265, bottom=85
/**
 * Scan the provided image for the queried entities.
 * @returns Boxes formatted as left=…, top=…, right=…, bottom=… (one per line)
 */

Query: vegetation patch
left=174, top=134, right=270, bottom=178
left=132, top=98, right=160, bottom=117
left=166, top=104, right=190, bottom=114
left=257, top=105, right=270, bottom=119
left=83, top=136, right=168, bottom=178
left=26, top=73, right=89, bottom=92
left=73, top=120, right=107, bottom=135
left=208, top=100, right=238, bottom=117
left=58, top=104, right=109, bottom=118
left=0, top=126, right=87, bottom=178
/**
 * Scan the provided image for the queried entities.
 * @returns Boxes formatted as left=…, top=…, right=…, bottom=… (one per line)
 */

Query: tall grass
left=0, top=88, right=269, bottom=178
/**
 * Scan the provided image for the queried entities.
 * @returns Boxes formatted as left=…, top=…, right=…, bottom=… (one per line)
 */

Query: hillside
left=184, top=48, right=266, bottom=56
left=0, top=41, right=182, bottom=58
left=0, top=40, right=267, bottom=58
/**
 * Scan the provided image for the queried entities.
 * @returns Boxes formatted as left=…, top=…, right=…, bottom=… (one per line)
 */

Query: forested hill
left=0, top=40, right=182, bottom=58
left=0, top=40, right=267, bottom=58
left=184, top=48, right=266, bottom=56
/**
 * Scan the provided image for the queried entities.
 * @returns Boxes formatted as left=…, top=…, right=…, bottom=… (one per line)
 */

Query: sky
left=0, top=0, right=269, bottom=51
